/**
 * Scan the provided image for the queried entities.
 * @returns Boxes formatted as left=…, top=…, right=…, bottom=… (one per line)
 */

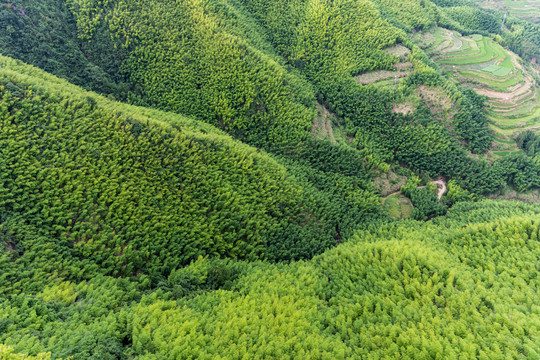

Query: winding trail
left=432, top=180, right=446, bottom=200
left=383, top=190, right=402, bottom=201
left=383, top=179, right=447, bottom=202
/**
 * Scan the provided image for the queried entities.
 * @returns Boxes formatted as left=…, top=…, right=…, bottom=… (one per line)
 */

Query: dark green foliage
left=317, top=76, right=509, bottom=195
left=517, top=130, right=540, bottom=157
left=165, top=257, right=248, bottom=299
left=401, top=177, right=447, bottom=220
left=453, top=88, right=491, bottom=153
left=518, top=22, right=540, bottom=60
left=442, top=6, right=501, bottom=35
left=261, top=138, right=384, bottom=261
left=498, top=153, right=540, bottom=192
left=0, top=0, right=128, bottom=99
left=408, top=188, right=447, bottom=220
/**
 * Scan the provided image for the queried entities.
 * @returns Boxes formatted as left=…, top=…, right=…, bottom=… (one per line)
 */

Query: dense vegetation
left=1, top=55, right=384, bottom=276
left=2, top=0, right=539, bottom=192
left=1, top=195, right=539, bottom=358
left=517, top=130, right=540, bottom=157
left=0, top=0, right=539, bottom=358
left=0, top=0, right=129, bottom=98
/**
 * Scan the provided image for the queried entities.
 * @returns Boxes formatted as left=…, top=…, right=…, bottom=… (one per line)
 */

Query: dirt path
left=432, top=180, right=446, bottom=200
left=383, top=179, right=447, bottom=202
left=383, top=191, right=402, bottom=201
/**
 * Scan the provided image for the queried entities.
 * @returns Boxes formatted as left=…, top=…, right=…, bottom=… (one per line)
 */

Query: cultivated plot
left=418, top=27, right=540, bottom=157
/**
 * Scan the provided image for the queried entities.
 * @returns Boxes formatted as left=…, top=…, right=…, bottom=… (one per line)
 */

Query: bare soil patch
left=432, top=179, right=447, bottom=200
left=416, top=85, right=457, bottom=123
left=374, top=170, right=407, bottom=197
left=386, top=44, right=411, bottom=59
left=392, top=102, right=414, bottom=116
left=356, top=69, right=409, bottom=85
left=416, top=86, right=454, bottom=110
left=311, top=103, right=336, bottom=144
left=412, top=31, right=435, bottom=49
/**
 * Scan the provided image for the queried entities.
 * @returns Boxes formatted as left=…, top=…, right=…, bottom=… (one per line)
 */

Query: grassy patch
left=493, top=150, right=524, bottom=157
left=385, top=195, right=401, bottom=218
left=384, top=193, right=413, bottom=219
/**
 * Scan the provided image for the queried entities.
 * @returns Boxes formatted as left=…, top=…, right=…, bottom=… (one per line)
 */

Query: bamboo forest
left=0, top=0, right=538, bottom=358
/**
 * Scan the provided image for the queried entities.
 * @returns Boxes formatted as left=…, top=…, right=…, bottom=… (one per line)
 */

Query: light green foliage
left=377, top=0, right=438, bottom=31
left=2, top=144, right=538, bottom=359
left=225, top=0, right=404, bottom=80
left=442, top=6, right=500, bottom=34
left=37, top=282, right=79, bottom=306
left=124, top=201, right=539, bottom=359
left=0, top=54, right=354, bottom=275
left=384, top=195, right=402, bottom=218
left=67, top=0, right=317, bottom=147
left=289, top=0, right=403, bottom=78
left=444, top=179, right=475, bottom=205
left=384, top=194, right=413, bottom=219
left=401, top=175, right=422, bottom=196
left=0, top=346, right=52, bottom=360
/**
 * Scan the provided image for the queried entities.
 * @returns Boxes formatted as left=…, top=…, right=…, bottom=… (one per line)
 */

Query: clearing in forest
left=383, top=193, right=413, bottom=219
left=311, top=103, right=337, bottom=144
left=355, top=44, right=412, bottom=87
left=311, top=103, right=355, bottom=145
left=374, top=170, right=407, bottom=196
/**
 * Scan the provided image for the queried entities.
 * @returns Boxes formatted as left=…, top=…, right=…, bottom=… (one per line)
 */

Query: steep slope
left=0, top=54, right=382, bottom=277
left=419, top=27, right=540, bottom=154
left=0, top=0, right=128, bottom=98
left=65, top=0, right=319, bottom=148
left=473, top=0, right=540, bottom=24
left=62, top=0, right=532, bottom=195
left=0, top=1, right=539, bottom=358
left=6, top=0, right=540, bottom=196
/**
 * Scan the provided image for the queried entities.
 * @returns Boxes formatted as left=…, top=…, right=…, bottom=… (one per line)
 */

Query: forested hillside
left=0, top=1, right=536, bottom=182
left=1, top=189, right=539, bottom=358
left=0, top=0, right=539, bottom=358
left=1, top=54, right=389, bottom=276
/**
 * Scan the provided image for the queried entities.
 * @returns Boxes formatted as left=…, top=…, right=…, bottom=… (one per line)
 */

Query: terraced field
left=475, top=0, right=540, bottom=23
left=417, top=27, right=540, bottom=157
left=356, top=44, right=412, bottom=89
